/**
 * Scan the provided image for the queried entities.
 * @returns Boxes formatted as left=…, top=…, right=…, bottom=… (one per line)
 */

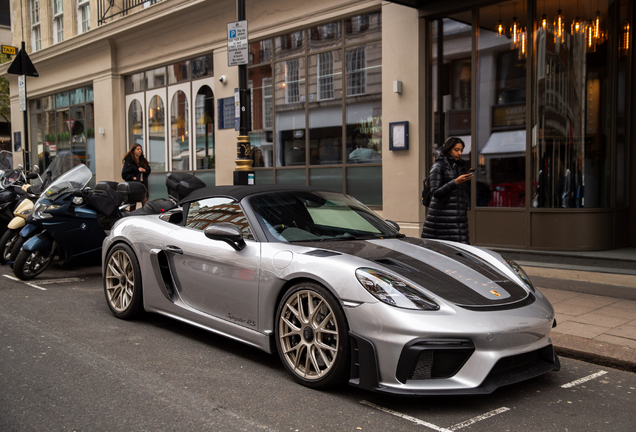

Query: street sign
left=7, top=48, right=39, bottom=77
left=18, top=75, right=26, bottom=112
left=2, top=45, right=17, bottom=56
left=227, top=20, right=248, bottom=66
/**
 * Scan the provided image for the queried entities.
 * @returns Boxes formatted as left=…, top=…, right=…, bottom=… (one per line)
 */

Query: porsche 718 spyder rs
left=102, top=184, right=560, bottom=396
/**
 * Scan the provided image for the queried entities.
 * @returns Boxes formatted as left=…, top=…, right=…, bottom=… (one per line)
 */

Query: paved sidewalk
left=522, top=266, right=636, bottom=372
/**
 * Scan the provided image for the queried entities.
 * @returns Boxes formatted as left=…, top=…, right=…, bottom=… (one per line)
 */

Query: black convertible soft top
left=180, top=184, right=322, bottom=204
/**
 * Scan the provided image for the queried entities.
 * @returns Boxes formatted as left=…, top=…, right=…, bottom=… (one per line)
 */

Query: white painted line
left=561, top=370, right=608, bottom=388
left=4, top=274, right=47, bottom=290
left=360, top=401, right=453, bottom=432
left=449, top=407, right=510, bottom=431
left=34, top=277, right=82, bottom=285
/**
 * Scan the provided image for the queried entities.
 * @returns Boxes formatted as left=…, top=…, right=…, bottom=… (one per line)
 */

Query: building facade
left=2, top=0, right=635, bottom=250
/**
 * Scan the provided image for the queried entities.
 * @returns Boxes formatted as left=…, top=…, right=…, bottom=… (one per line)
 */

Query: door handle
left=165, top=245, right=183, bottom=254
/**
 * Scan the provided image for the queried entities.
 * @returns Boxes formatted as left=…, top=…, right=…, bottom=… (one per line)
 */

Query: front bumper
left=348, top=332, right=560, bottom=396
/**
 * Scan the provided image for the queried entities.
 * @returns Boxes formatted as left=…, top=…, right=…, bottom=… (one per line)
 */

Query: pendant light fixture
left=497, top=5, right=504, bottom=37
left=555, top=1, right=564, bottom=42
left=511, top=3, right=519, bottom=44
left=541, top=0, right=548, bottom=31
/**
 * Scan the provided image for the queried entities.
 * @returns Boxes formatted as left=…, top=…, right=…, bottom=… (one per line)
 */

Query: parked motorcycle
left=11, top=164, right=156, bottom=280
left=0, top=168, right=50, bottom=264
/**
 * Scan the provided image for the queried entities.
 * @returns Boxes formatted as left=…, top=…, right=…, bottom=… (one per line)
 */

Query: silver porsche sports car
left=102, top=184, right=560, bottom=395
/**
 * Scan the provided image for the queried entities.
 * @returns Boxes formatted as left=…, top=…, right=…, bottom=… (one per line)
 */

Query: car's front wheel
left=104, top=243, right=143, bottom=319
left=275, top=282, right=350, bottom=389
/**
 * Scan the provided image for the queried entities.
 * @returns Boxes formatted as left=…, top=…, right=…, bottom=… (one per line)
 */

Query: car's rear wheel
left=275, top=282, right=350, bottom=388
left=104, top=243, right=143, bottom=319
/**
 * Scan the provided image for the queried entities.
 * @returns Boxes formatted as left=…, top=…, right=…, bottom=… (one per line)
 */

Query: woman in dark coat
left=421, top=137, right=473, bottom=244
left=122, top=143, right=151, bottom=208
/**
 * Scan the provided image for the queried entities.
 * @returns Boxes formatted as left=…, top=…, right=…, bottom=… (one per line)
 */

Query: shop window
left=474, top=3, right=526, bottom=208
left=146, top=67, right=166, bottom=90
left=77, top=0, right=90, bottom=34
left=285, top=59, right=301, bottom=104
left=192, top=54, right=214, bottom=78
left=249, top=40, right=272, bottom=65
left=309, top=21, right=341, bottom=52
left=308, top=50, right=343, bottom=166
left=275, top=31, right=305, bottom=59
left=345, top=12, right=381, bottom=44
left=345, top=47, right=366, bottom=96
left=249, top=66, right=274, bottom=167
left=168, top=60, right=191, bottom=85
left=128, top=100, right=144, bottom=151
left=275, top=58, right=306, bottom=167
left=148, top=95, right=165, bottom=172
left=194, top=86, right=214, bottom=170
left=170, top=90, right=189, bottom=171
left=531, top=0, right=612, bottom=208
left=125, top=73, right=145, bottom=94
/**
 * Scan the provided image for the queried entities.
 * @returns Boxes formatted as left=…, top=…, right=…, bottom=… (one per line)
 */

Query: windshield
left=40, top=163, right=92, bottom=201
left=250, top=191, right=401, bottom=242
left=0, top=151, right=12, bottom=170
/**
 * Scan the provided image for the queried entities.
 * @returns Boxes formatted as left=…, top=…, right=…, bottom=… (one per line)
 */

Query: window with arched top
left=148, top=95, right=165, bottom=172
left=171, top=90, right=190, bottom=171
left=195, top=86, right=214, bottom=169
left=128, top=100, right=143, bottom=150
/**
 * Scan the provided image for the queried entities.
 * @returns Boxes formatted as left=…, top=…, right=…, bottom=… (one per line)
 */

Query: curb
left=552, top=332, right=636, bottom=373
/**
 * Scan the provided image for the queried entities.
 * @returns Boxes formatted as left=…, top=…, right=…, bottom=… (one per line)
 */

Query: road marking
left=3, top=274, right=85, bottom=291
left=360, top=401, right=453, bottom=432
left=561, top=370, right=608, bottom=388
left=360, top=401, right=510, bottom=432
left=32, top=277, right=82, bottom=285
left=449, top=407, right=510, bottom=431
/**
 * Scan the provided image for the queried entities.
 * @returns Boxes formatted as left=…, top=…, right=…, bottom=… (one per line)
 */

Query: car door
left=164, top=196, right=260, bottom=329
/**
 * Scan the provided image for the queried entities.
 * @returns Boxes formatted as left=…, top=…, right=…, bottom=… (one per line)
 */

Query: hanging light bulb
left=497, top=5, right=504, bottom=37
left=594, top=9, right=601, bottom=39
left=555, top=8, right=564, bottom=42
left=541, top=0, right=548, bottom=31
left=519, top=27, right=527, bottom=59
left=511, top=3, right=519, bottom=44
left=586, top=19, right=596, bottom=51
left=572, top=16, right=583, bottom=35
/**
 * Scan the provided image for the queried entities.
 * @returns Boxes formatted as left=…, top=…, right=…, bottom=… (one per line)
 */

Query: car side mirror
left=385, top=219, right=400, bottom=232
left=204, top=223, right=246, bottom=251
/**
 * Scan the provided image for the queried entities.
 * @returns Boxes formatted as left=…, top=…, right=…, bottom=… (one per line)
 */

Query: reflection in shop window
left=148, top=95, right=165, bottom=172
left=318, top=52, right=334, bottom=100
left=531, top=0, right=611, bottom=208
left=346, top=47, right=366, bottom=96
left=285, top=59, right=300, bottom=104
left=474, top=3, right=526, bottom=208
left=128, top=100, right=144, bottom=152
left=171, top=91, right=190, bottom=171
left=194, top=86, right=214, bottom=170
left=249, top=65, right=274, bottom=167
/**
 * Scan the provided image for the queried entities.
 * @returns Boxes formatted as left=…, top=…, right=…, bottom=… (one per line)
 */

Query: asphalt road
left=1, top=263, right=635, bottom=432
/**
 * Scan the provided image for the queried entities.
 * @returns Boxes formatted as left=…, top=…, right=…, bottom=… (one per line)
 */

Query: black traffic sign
left=7, top=48, right=39, bottom=77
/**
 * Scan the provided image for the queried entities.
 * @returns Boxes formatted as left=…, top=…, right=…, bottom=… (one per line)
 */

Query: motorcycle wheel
left=9, top=234, right=27, bottom=264
left=0, top=228, right=19, bottom=264
left=13, top=247, right=56, bottom=280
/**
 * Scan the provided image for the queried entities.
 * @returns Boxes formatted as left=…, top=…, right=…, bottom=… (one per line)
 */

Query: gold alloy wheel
left=105, top=250, right=135, bottom=313
left=278, top=289, right=339, bottom=381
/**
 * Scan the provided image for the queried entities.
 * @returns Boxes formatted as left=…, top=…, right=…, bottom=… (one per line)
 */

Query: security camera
left=219, top=75, right=227, bottom=84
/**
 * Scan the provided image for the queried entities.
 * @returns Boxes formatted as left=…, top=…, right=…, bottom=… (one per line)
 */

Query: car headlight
left=33, top=203, right=61, bottom=219
left=504, top=258, right=535, bottom=292
left=355, top=268, right=439, bottom=310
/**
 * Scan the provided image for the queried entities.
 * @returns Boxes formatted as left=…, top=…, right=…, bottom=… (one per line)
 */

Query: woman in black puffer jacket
left=421, top=137, right=473, bottom=244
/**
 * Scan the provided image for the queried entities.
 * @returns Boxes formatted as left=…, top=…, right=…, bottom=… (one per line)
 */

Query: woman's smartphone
left=467, top=168, right=477, bottom=174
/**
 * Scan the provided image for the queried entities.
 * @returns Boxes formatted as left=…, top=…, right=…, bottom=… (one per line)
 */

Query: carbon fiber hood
left=298, top=238, right=531, bottom=309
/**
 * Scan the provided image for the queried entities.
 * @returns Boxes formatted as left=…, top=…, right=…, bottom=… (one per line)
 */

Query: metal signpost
left=7, top=42, right=39, bottom=172
left=228, top=0, right=254, bottom=185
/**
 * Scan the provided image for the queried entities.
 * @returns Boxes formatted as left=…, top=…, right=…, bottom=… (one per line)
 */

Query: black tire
left=13, top=246, right=56, bottom=280
left=275, top=282, right=350, bottom=389
left=8, top=234, right=28, bottom=268
left=0, top=228, right=19, bottom=264
left=103, top=243, right=144, bottom=319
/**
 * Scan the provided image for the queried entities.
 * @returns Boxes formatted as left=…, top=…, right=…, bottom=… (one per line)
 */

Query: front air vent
left=397, top=339, right=475, bottom=383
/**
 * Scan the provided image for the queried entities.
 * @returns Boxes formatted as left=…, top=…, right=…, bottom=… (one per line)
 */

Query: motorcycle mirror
left=17, top=164, right=23, bottom=169
left=26, top=172, right=38, bottom=179
left=71, top=189, right=84, bottom=197
left=33, top=165, right=39, bottom=172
